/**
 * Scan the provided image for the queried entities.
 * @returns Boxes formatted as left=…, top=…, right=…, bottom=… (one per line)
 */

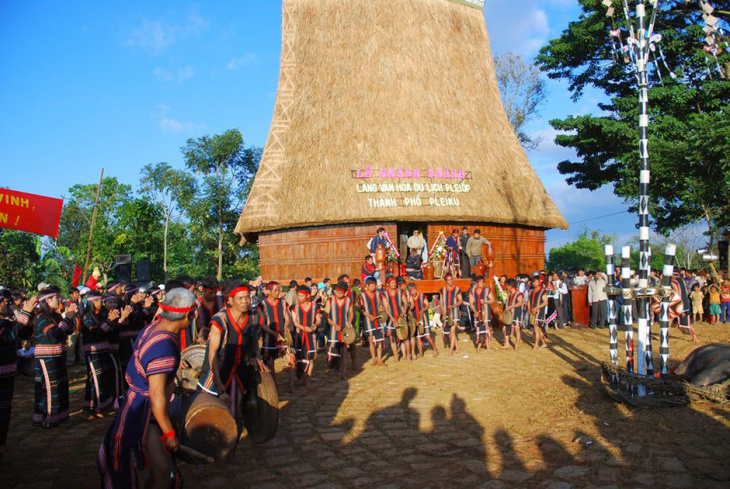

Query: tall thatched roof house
left=236, top=0, right=567, bottom=281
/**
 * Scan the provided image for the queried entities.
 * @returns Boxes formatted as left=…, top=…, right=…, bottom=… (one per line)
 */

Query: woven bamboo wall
left=257, top=222, right=544, bottom=282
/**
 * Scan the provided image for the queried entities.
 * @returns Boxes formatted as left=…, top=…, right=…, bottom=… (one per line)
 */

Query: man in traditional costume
left=504, top=279, right=524, bottom=349
left=673, top=273, right=698, bottom=342
left=195, top=277, right=223, bottom=343
left=469, top=276, right=494, bottom=352
left=324, top=282, right=354, bottom=379
left=259, top=281, right=295, bottom=392
left=33, top=287, right=79, bottom=428
left=98, top=288, right=197, bottom=488
left=197, top=283, right=267, bottom=425
left=360, top=277, right=385, bottom=366
left=440, top=273, right=463, bottom=354
left=103, top=295, right=133, bottom=409
left=290, top=286, right=320, bottom=386
left=384, top=276, right=410, bottom=362
left=445, top=230, right=461, bottom=278
left=408, top=284, right=439, bottom=358
left=528, top=276, right=549, bottom=350
left=0, top=291, right=34, bottom=458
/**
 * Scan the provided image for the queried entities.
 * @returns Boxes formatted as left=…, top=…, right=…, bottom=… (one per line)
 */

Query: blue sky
left=1, top=0, right=639, bottom=252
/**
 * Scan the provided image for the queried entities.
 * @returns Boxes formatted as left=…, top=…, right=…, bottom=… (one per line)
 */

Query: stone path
left=2, top=323, right=729, bottom=488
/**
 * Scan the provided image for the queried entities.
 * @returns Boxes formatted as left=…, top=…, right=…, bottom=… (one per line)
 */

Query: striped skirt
left=33, top=354, right=70, bottom=428
left=85, top=349, right=113, bottom=414
left=0, top=375, right=15, bottom=458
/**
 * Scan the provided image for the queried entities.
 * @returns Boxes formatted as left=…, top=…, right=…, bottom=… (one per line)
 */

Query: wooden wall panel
left=257, top=222, right=545, bottom=283
left=426, top=223, right=545, bottom=278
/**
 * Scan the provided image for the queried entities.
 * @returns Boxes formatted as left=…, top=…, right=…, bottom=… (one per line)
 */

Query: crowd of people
left=1, top=252, right=728, bottom=486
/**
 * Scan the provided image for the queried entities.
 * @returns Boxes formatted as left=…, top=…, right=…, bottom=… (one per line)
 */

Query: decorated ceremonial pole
left=620, top=247, right=634, bottom=376
left=659, top=244, right=676, bottom=377
left=634, top=0, right=653, bottom=395
left=605, top=245, right=619, bottom=368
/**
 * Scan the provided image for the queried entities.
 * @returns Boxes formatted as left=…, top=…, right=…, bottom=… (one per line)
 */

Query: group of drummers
left=236, top=270, right=554, bottom=395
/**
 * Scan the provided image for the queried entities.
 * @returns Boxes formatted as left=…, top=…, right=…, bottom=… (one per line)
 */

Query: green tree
left=537, top=1, right=730, bottom=241
left=57, top=176, right=133, bottom=275
left=494, top=52, right=547, bottom=150
left=139, top=162, right=196, bottom=282
left=114, top=198, right=166, bottom=282
left=547, top=229, right=615, bottom=271
left=0, top=230, right=41, bottom=288
left=182, top=129, right=261, bottom=281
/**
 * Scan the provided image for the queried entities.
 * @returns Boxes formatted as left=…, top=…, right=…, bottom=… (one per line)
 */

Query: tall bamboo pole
left=82, top=168, right=104, bottom=283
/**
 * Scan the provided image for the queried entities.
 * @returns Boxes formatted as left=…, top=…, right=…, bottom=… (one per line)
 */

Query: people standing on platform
left=466, top=229, right=490, bottom=275
left=459, top=227, right=471, bottom=278
left=445, top=229, right=461, bottom=278
left=368, top=227, right=390, bottom=254
left=407, top=229, right=426, bottom=257
left=405, top=249, right=423, bottom=279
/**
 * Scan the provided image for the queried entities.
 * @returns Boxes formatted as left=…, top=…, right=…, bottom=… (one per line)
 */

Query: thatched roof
left=236, top=0, right=568, bottom=238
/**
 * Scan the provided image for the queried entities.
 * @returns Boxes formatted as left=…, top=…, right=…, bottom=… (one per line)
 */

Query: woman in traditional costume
left=33, top=287, right=78, bottom=428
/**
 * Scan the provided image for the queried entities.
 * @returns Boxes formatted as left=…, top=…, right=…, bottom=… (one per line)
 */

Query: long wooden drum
left=243, top=369, right=280, bottom=444
left=169, top=391, right=238, bottom=464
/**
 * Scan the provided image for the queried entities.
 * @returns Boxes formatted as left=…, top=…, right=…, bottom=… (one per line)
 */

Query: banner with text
left=0, top=188, right=64, bottom=238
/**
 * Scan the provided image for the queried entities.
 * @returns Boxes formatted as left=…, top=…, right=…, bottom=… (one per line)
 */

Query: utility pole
left=82, top=168, right=104, bottom=283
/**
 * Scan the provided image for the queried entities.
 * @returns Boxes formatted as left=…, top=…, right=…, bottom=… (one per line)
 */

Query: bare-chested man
left=440, top=273, right=463, bottom=355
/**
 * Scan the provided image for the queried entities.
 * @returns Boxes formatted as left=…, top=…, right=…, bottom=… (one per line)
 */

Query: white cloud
left=226, top=53, right=259, bottom=70
left=153, top=65, right=195, bottom=85
left=127, top=19, right=175, bottom=55
left=154, top=104, right=202, bottom=133
left=126, top=13, right=209, bottom=55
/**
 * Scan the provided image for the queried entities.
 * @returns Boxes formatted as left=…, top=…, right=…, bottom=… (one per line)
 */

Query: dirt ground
left=1, top=322, right=729, bottom=488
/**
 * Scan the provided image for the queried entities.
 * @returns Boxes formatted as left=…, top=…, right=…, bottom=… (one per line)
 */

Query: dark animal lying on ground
left=673, top=343, right=730, bottom=387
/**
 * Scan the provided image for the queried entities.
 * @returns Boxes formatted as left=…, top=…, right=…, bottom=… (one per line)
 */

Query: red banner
left=0, top=188, right=64, bottom=238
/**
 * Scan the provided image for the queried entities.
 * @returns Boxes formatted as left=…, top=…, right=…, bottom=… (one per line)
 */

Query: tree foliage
left=494, top=52, right=547, bottom=150
left=547, top=229, right=615, bottom=271
left=0, top=230, right=40, bottom=288
left=182, top=129, right=261, bottom=281
left=537, top=1, right=730, bottom=236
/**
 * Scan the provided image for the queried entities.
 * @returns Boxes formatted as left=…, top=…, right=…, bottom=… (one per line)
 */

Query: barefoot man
left=528, top=276, right=549, bottom=349
left=408, top=283, right=439, bottom=358
left=360, top=277, right=385, bottom=366
left=440, top=273, right=463, bottom=355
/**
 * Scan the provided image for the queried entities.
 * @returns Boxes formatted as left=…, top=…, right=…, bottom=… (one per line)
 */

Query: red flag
left=0, top=188, right=64, bottom=238
left=72, top=262, right=83, bottom=287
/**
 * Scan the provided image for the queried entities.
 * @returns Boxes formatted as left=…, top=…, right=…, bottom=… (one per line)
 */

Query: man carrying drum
left=469, top=276, right=494, bottom=352
left=408, top=283, right=439, bottom=358
left=258, top=281, right=295, bottom=393
left=324, top=282, right=354, bottom=380
left=360, top=277, right=386, bottom=366
left=385, top=276, right=410, bottom=362
left=440, top=273, right=463, bottom=355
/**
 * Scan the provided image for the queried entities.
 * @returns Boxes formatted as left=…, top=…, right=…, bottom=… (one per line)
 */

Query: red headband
left=386, top=276, right=396, bottom=283
left=228, top=286, right=250, bottom=298
left=158, top=303, right=196, bottom=314
left=298, top=289, right=311, bottom=296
